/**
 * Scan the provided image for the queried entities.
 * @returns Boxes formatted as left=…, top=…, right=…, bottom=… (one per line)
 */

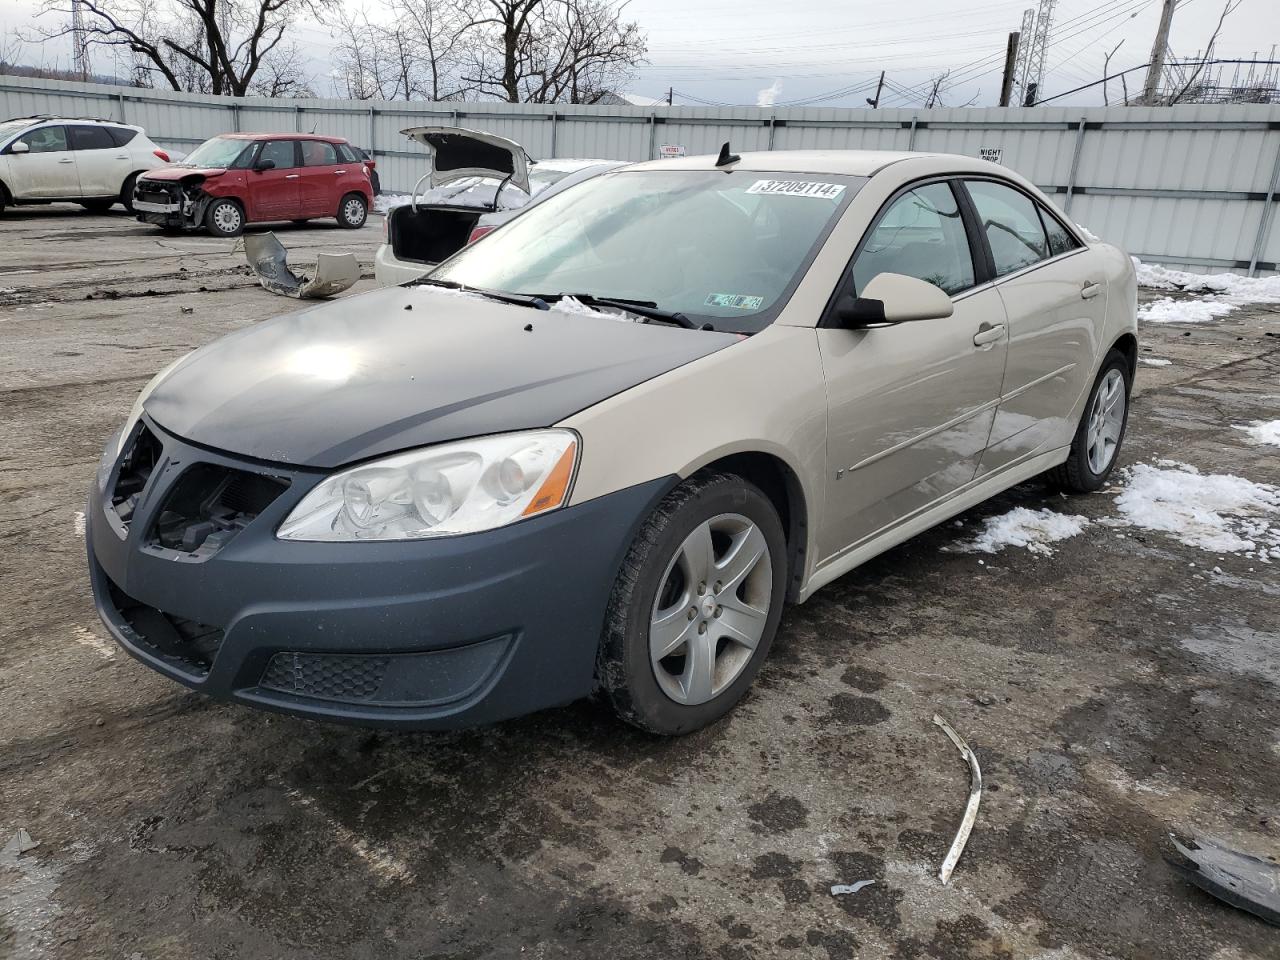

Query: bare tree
left=34, top=0, right=325, bottom=95
left=1166, top=0, right=1243, bottom=104
left=1102, top=40, right=1124, bottom=106
left=329, top=0, right=473, bottom=101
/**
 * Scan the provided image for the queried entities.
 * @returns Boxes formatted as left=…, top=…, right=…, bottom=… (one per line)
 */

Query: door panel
left=816, top=180, right=1007, bottom=565
left=298, top=139, right=341, bottom=216
left=68, top=124, right=130, bottom=196
left=244, top=140, right=301, bottom=220
left=6, top=126, right=80, bottom=198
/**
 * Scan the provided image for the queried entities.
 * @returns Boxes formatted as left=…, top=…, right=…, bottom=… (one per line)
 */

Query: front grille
left=260, top=653, right=391, bottom=703
left=106, top=579, right=224, bottom=678
left=111, top=424, right=162, bottom=530
left=136, top=181, right=178, bottom=205
left=148, top=464, right=289, bottom=558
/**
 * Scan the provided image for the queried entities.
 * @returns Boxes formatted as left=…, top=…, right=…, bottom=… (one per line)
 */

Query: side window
left=1039, top=205, right=1080, bottom=257
left=966, top=180, right=1049, bottom=277
left=257, top=140, right=297, bottom=169
left=301, top=140, right=338, bottom=166
left=17, top=126, right=68, bottom=153
left=336, top=143, right=359, bottom=163
left=69, top=125, right=117, bottom=151
left=852, top=181, right=975, bottom=296
left=108, top=126, right=138, bottom=147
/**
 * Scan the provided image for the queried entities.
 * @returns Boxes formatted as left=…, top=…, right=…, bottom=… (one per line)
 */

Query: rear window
left=69, top=125, right=116, bottom=151
left=108, top=126, right=138, bottom=146
left=337, top=143, right=360, bottom=163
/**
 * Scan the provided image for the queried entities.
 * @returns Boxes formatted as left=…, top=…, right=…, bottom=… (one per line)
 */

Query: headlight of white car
left=277, top=430, right=578, bottom=542
left=113, top=352, right=193, bottom=459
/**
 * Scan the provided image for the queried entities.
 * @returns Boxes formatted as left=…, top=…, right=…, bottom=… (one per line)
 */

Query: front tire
left=338, top=192, right=367, bottom=229
left=80, top=199, right=114, bottom=213
left=1046, top=348, right=1131, bottom=493
left=204, top=198, right=244, bottom=237
left=598, top=472, right=787, bottom=735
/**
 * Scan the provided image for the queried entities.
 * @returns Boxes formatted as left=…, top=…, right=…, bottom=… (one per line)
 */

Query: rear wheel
left=337, top=192, right=367, bottom=229
left=204, top=198, right=244, bottom=237
left=598, top=472, right=787, bottom=735
left=120, top=172, right=139, bottom=213
left=291, top=219, right=310, bottom=226
left=80, top=199, right=114, bottom=213
left=1046, top=349, right=1131, bottom=493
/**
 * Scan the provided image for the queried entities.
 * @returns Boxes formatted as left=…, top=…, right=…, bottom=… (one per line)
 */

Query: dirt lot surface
left=2, top=205, right=1278, bottom=960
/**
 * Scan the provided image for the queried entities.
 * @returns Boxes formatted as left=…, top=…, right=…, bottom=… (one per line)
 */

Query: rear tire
left=80, top=199, right=114, bottom=213
left=120, top=172, right=139, bottom=213
left=204, top=198, right=244, bottom=237
left=598, top=472, right=787, bottom=735
left=337, top=192, right=367, bottom=229
left=1045, top=348, right=1131, bottom=493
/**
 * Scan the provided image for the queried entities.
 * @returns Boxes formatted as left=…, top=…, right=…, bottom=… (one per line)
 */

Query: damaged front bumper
left=133, top=179, right=208, bottom=229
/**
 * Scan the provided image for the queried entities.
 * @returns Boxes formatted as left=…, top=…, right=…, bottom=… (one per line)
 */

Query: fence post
left=115, top=92, right=126, bottom=123
left=648, top=111, right=656, bottom=160
left=368, top=106, right=375, bottom=154
left=767, top=114, right=776, bottom=150
left=230, top=102, right=240, bottom=132
left=1248, top=132, right=1280, bottom=276
left=550, top=110, right=558, bottom=158
left=907, top=115, right=918, bottom=151
left=1064, top=116, right=1087, bottom=214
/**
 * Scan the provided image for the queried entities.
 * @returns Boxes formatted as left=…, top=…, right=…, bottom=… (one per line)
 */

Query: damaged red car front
left=133, top=133, right=372, bottom=237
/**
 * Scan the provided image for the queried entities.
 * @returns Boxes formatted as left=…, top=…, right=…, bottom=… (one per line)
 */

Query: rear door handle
left=1081, top=281, right=1101, bottom=299
left=285, top=174, right=300, bottom=180
left=973, top=322, right=1006, bottom=347
left=334, top=170, right=346, bottom=174
left=58, top=157, right=74, bottom=164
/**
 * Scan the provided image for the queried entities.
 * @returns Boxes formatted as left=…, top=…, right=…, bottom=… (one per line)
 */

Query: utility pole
left=667, top=86, right=673, bottom=106
left=1142, top=0, right=1177, bottom=104
left=1000, top=31, right=1021, bottom=106
left=866, top=71, right=885, bottom=109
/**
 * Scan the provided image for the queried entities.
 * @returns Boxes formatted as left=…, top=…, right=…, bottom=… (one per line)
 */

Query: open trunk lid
left=401, top=126, right=530, bottom=195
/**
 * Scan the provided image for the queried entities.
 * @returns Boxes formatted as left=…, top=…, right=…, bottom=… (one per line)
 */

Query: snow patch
left=549, top=295, right=632, bottom=321
left=1132, top=257, right=1280, bottom=305
left=954, top=507, right=1089, bottom=557
left=1075, top=222, right=1101, bottom=243
left=1137, top=296, right=1235, bottom=324
left=1113, top=460, right=1280, bottom=558
left=71, top=625, right=116, bottom=659
left=1236, top=419, right=1280, bottom=448
left=1138, top=357, right=1171, bottom=367
left=73, top=510, right=85, bottom=538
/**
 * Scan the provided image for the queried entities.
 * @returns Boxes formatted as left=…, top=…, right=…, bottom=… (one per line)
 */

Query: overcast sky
left=3, top=0, right=1275, bottom=107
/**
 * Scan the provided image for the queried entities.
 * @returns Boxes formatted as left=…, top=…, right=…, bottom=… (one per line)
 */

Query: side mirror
left=835, top=272, right=954, bottom=328
left=253, top=158, right=276, bottom=172
left=10, top=141, right=29, bottom=155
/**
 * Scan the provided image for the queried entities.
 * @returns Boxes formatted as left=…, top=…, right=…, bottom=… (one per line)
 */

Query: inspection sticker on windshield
left=705, top=293, right=764, bottom=310
left=746, top=179, right=845, bottom=200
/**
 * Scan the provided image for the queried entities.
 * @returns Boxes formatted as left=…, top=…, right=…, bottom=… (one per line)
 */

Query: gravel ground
left=1, top=204, right=1278, bottom=960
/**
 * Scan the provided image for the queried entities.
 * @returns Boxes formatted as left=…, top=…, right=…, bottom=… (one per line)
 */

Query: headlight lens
left=114, top=352, right=193, bottom=458
left=277, top=430, right=578, bottom=541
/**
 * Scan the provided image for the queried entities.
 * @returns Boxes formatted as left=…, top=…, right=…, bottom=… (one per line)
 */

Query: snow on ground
left=1137, top=297, right=1236, bottom=324
left=1112, top=460, right=1280, bottom=560
left=1132, top=259, right=1280, bottom=304
left=954, top=507, right=1090, bottom=557
left=1138, top=357, right=1172, bottom=366
left=1235, top=420, right=1280, bottom=448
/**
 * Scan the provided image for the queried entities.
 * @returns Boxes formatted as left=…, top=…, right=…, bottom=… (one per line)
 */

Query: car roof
left=624, top=149, right=1006, bottom=179
left=223, top=132, right=348, bottom=144
left=3, top=115, right=142, bottom=130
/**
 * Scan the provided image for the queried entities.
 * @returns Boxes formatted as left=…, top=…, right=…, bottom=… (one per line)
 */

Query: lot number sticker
left=745, top=179, right=845, bottom=200
left=705, top=293, right=765, bottom=310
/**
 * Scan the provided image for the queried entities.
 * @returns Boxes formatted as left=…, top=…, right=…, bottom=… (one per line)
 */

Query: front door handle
left=1081, top=281, right=1101, bottom=299
left=973, top=322, right=1005, bottom=347
left=58, top=157, right=74, bottom=164
left=285, top=174, right=300, bottom=180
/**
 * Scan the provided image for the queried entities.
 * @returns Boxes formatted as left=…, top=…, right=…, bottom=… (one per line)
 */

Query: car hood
left=145, top=285, right=738, bottom=469
left=141, top=166, right=227, bottom=181
left=400, top=125, right=530, bottom=195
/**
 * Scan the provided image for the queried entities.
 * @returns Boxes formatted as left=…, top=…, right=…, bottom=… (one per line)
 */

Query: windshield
left=182, top=136, right=250, bottom=168
left=432, top=170, right=863, bottom=332
left=0, top=119, right=37, bottom=141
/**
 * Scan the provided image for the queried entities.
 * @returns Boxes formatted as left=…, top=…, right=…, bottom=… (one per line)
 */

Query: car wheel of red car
left=205, top=198, right=244, bottom=237
left=338, top=193, right=367, bottom=229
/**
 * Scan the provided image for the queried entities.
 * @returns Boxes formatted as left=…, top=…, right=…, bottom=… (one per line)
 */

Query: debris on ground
left=1138, top=357, right=1172, bottom=366
left=1166, top=834, right=1280, bottom=926
left=830, top=880, right=876, bottom=896
left=242, top=232, right=359, bottom=299
left=3, top=828, right=41, bottom=856
left=933, top=714, right=982, bottom=885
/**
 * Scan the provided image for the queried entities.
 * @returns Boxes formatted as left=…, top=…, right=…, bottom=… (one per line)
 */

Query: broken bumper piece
left=1168, top=833, right=1280, bottom=926
left=243, top=231, right=360, bottom=299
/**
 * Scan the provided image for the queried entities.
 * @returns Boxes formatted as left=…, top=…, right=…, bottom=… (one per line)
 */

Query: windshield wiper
left=416, top=277, right=549, bottom=310
left=537, top=293, right=701, bottom=329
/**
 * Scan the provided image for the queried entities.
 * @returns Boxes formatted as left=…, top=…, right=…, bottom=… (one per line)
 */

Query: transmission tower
left=1012, top=7, right=1036, bottom=105
left=1023, top=0, right=1057, bottom=105
left=71, top=0, right=91, bottom=80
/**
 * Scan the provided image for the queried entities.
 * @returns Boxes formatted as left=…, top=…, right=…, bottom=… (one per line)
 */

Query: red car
left=132, top=133, right=373, bottom=237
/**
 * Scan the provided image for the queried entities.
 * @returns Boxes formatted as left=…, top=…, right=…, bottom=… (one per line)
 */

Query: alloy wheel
left=1086, top=368, right=1125, bottom=474
left=649, top=513, right=773, bottom=705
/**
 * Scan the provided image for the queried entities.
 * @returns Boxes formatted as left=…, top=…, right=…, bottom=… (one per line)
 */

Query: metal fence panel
left=2, top=74, right=1278, bottom=274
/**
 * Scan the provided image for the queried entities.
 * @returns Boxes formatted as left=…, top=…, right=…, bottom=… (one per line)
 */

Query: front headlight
left=277, top=430, right=578, bottom=541
left=114, top=352, right=193, bottom=458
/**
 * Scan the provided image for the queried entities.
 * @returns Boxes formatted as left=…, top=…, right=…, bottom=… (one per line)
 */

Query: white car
left=0, top=115, right=172, bottom=216
left=374, top=126, right=624, bottom=285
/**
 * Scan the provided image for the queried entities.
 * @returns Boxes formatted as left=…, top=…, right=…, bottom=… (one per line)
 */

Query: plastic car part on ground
left=242, top=232, right=359, bottom=299
left=1167, top=834, right=1280, bottom=926
left=933, top=713, right=983, bottom=884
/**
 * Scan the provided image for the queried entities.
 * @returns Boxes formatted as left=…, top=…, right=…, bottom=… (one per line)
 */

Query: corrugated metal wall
left=3, top=75, right=1278, bottom=274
